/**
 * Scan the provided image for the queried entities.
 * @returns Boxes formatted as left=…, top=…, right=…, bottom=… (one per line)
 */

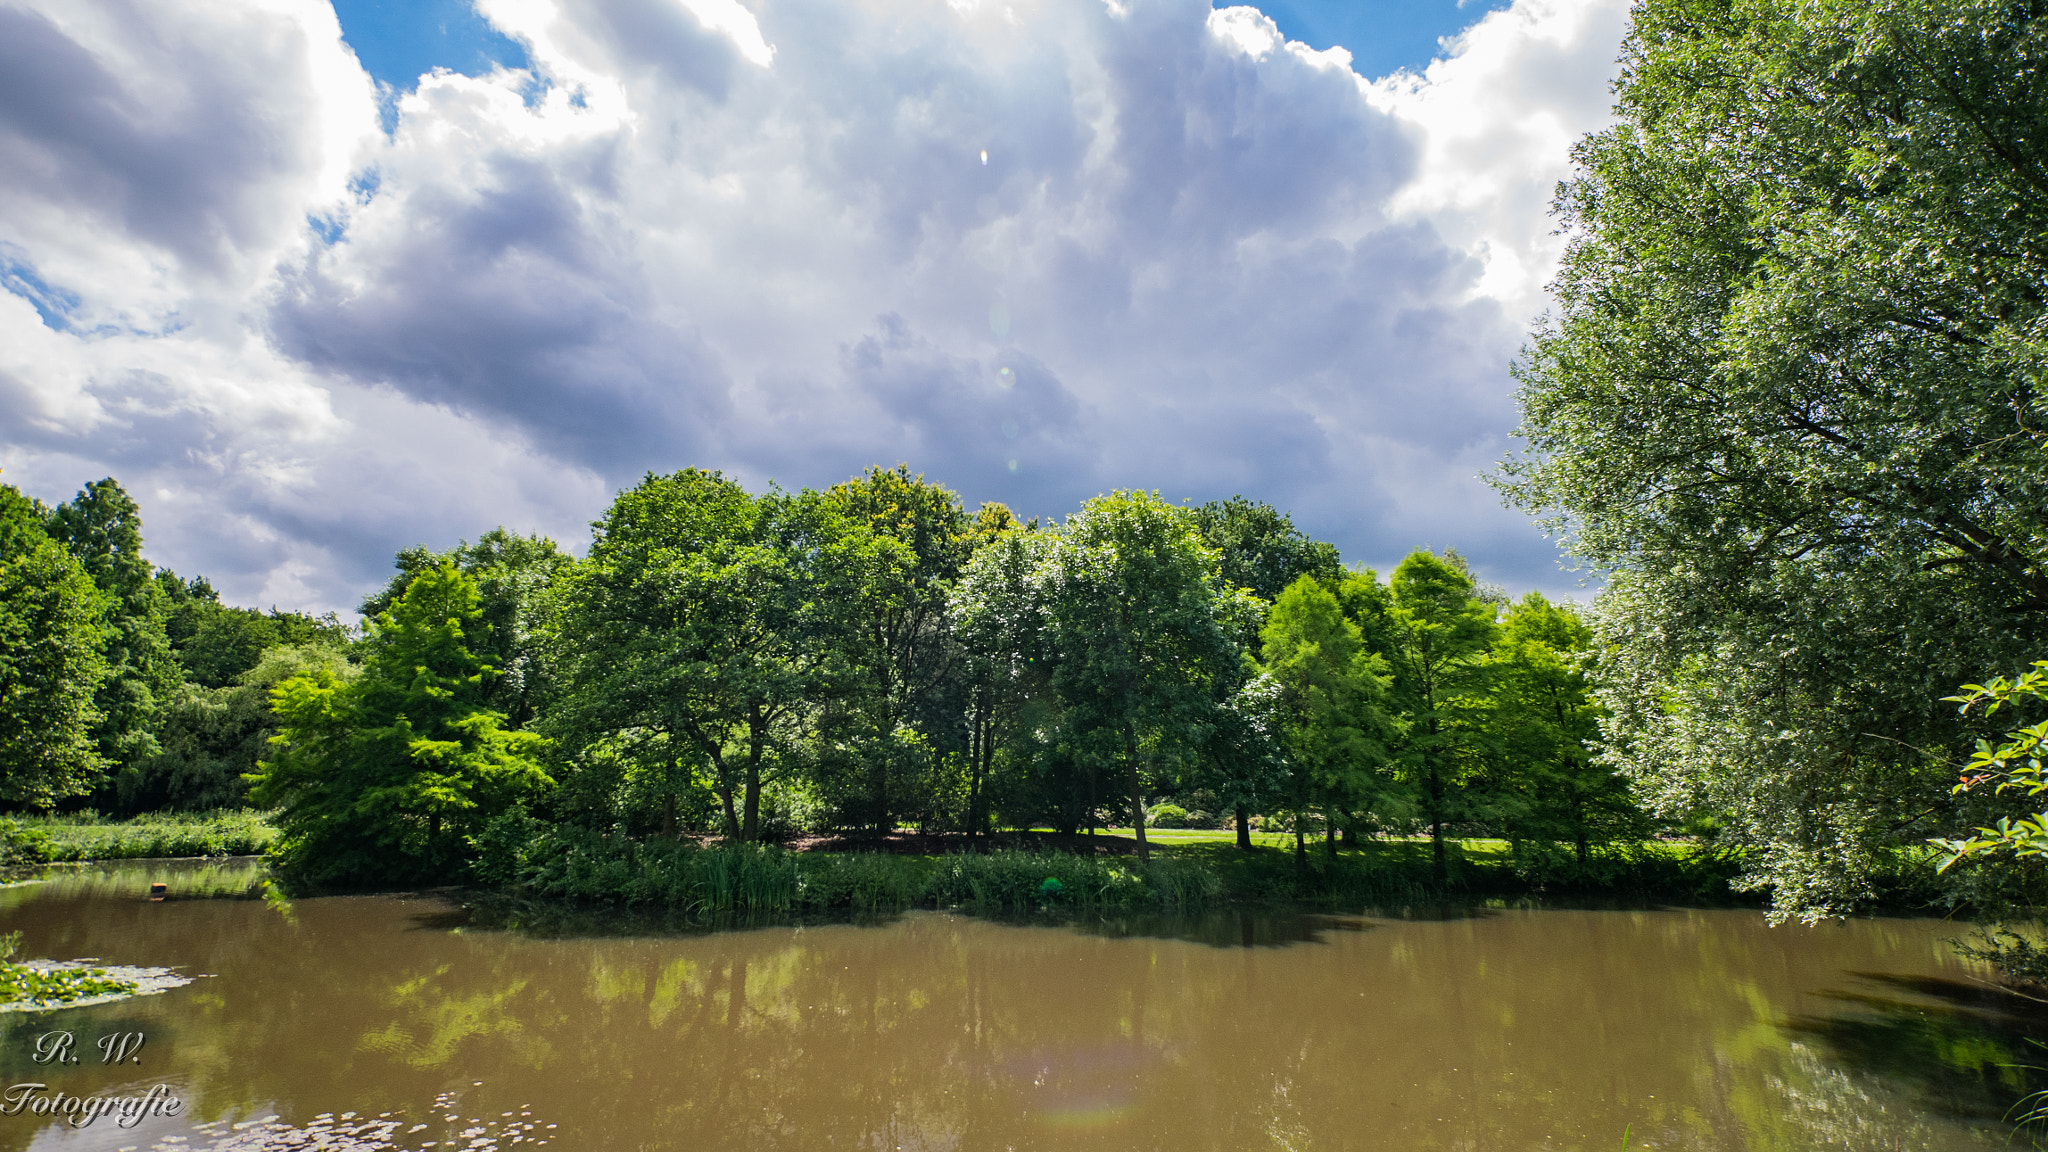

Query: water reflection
left=0, top=860, right=2022, bottom=1151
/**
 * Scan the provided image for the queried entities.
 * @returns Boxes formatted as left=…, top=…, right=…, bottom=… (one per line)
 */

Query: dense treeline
left=0, top=467, right=1638, bottom=889
left=0, top=477, right=348, bottom=816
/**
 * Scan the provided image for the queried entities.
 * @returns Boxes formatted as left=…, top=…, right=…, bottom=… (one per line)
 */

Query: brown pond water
left=0, top=859, right=2035, bottom=1152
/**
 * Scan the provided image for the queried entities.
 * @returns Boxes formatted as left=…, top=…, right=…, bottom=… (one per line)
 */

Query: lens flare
left=996, top=366, right=1015, bottom=388
left=980, top=149, right=989, bottom=166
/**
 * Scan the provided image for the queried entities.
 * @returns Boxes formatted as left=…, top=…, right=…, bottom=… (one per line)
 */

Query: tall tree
left=1258, top=576, right=1398, bottom=869
left=1497, top=0, right=2048, bottom=917
left=951, top=523, right=1054, bottom=842
left=1484, top=593, right=1635, bottom=864
left=547, top=471, right=848, bottom=840
left=0, top=484, right=107, bottom=806
left=362, top=528, right=568, bottom=728
left=251, top=561, right=550, bottom=885
left=46, top=479, right=180, bottom=776
left=824, top=466, right=972, bottom=834
left=1380, top=551, right=1497, bottom=881
left=1039, top=492, right=1254, bottom=860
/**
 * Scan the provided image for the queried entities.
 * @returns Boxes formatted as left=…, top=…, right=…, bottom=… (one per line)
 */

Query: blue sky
left=333, top=0, right=1515, bottom=90
left=0, top=0, right=1627, bottom=614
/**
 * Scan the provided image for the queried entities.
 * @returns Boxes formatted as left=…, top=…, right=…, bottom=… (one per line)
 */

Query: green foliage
left=1192, top=496, right=1342, bottom=607
left=15, top=808, right=276, bottom=860
left=1379, top=551, right=1498, bottom=876
left=546, top=471, right=849, bottom=841
left=1932, top=661, right=2048, bottom=872
left=46, top=480, right=181, bottom=776
left=504, top=829, right=1222, bottom=913
left=1498, top=0, right=2048, bottom=920
left=361, top=527, right=566, bottom=727
left=251, top=561, right=551, bottom=886
left=0, top=522, right=108, bottom=807
left=1484, top=593, right=1642, bottom=861
left=816, top=466, right=973, bottom=833
left=1039, top=491, right=1258, bottom=857
left=124, top=643, right=354, bottom=811
left=1259, top=575, right=1400, bottom=863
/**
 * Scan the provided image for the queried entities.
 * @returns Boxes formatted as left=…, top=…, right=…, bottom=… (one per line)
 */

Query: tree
left=1258, top=576, right=1398, bottom=869
left=1038, top=492, right=1254, bottom=860
left=133, top=643, right=353, bottom=812
left=547, top=471, right=847, bottom=840
left=250, top=561, right=550, bottom=885
left=822, top=466, right=971, bottom=834
left=1484, top=593, right=1635, bottom=865
left=1193, top=497, right=1343, bottom=605
left=0, top=484, right=107, bottom=807
left=362, top=528, right=567, bottom=728
left=1379, top=551, right=1497, bottom=882
left=950, top=523, right=1054, bottom=842
left=46, top=479, right=180, bottom=776
left=1497, top=0, right=2048, bottom=917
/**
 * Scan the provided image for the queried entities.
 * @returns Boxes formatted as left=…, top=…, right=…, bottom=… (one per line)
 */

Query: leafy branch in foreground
left=1934, top=661, right=2048, bottom=872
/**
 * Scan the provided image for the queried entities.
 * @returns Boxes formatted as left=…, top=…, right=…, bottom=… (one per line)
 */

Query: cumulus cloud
left=0, top=0, right=1629, bottom=613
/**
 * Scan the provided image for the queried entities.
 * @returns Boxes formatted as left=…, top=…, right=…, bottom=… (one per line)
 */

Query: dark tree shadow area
left=1788, top=971, right=2048, bottom=1128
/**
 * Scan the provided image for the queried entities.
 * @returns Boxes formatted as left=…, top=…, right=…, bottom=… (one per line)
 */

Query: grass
left=3, top=809, right=276, bottom=862
left=497, top=824, right=1744, bottom=915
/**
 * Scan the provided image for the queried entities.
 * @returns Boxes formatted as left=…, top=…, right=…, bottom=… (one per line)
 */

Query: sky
left=0, top=0, right=1631, bottom=617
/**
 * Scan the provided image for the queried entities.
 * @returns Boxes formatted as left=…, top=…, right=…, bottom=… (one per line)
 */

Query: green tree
left=1485, top=593, right=1634, bottom=865
left=950, top=523, right=1055, bottom=842
left=1193, top=496, right=1343, bottom=604
left=1258, top=576, right=1398, bottom=869
left=547, top=471, right=847, bottom=840
left=362, top=528, right=567, bottom=728
left=46, top=479, right=180, bottom=776
left=1496, top=0, right=2048, bottom=917
left=250, top=561, right=550, bottom=885
left=822, top=466, right=972, bottom=834
left=133, top=643, right=354, bottom=811
left=1039, top=491, right=1255, bottom=860
left=0, top=484, right=107, bottom=807
left=1380, top=551, right=1497, bottom=881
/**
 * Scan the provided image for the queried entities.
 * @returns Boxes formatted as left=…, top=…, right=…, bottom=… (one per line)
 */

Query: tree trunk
left=663, top=790, right=678, bottom=839
left=1325, top=812, right=1337, bottom=858
left=710, top=749, right=740, bottom=839
left=743, top=704, right=767, bottom=842
left=1127, top=724, right=1148, bottom=862
left=1235, top=804, right=1252, bottom=851
left=1293, top=818, right=1306, bottom=872
left=1427, top=761, right=1447, bottom=883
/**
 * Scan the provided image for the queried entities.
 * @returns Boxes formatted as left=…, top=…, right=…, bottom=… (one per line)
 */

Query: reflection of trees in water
left=0, top=872, right=2018, bottom=1152
left=1765, top=1043, right=1962, bottom=1152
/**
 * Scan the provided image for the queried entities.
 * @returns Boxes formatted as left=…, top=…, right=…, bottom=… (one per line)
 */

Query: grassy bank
left=491, top=825, right=1752, bottom=915
left=1, top=810, right=276, bottom=863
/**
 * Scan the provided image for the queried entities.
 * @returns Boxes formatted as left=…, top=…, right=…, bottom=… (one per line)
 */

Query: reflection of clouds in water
left=1005, top=1043, right=1155, bottom=1130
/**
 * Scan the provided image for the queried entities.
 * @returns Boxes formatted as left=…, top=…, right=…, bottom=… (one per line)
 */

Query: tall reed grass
left=4, top=810, right=275, bottom=862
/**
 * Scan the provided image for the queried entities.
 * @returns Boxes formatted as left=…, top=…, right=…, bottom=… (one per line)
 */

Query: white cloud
left=0, top=0, right=1628, bottom=613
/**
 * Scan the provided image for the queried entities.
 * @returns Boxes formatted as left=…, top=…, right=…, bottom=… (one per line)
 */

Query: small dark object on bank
left=147, top=883, right=167, bottom=902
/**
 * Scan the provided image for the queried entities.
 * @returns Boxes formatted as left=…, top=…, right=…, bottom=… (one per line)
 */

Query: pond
left=0, top=859, right=2035, bottom=1151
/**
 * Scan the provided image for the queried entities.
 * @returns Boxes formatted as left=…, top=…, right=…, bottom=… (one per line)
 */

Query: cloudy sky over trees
left=0, top=0, right=1628, bottom=614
